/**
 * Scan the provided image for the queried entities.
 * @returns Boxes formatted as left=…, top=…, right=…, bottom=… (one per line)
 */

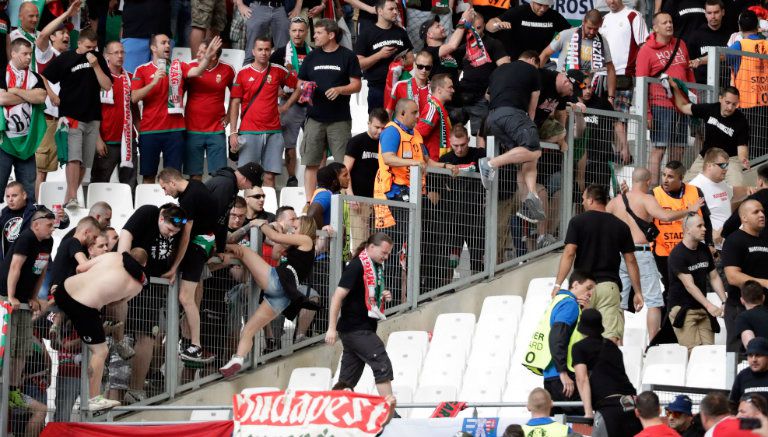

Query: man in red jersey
left=131, top=34, right=222, bottom=184
left=91, top=41, right=138, bottom=186
left=184, top=38, right=235, bottom=181
left=228, top=37, right=298, bottom=188
left=385, top=50, right=431, bottom=118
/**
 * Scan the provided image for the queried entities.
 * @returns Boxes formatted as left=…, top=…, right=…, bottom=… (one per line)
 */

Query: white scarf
left=99, top=70, right=133, bottom=168
left=167, top=59, right=184, bottom=115
left=566, top=27, right=605, bottom=72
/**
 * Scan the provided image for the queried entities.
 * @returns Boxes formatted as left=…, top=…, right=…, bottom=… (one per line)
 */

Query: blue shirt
left=378, top=119, right=429, bottom=199
left=525, top=417, right=573, bottom=432
left=312, top=189, right=332, bottom=226
left=543, top=290, right=580, bottom=380
left=728, top=34, right=766, bottom=76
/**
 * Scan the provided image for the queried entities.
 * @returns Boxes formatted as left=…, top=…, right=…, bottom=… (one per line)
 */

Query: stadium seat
left=388, top=347, right=425, bottom=372
left=220, top=48, right=245, bottom=69
left=262, top=186, right=278, bottom=214
left=172, top=47, right=192, bottom=63
left=499, top=365, right=542, bottom=417
left=286, top=367, right=332, bottom=391
left=462, top=361, right=507, bottom=391
left=431, top=313, right=476, bottom=358
left=135, top=184, right=176, bottom=208
left=410, top=385, right=457, bottom=419
left=240, top=387, right=280, bottom=396
left=479, top=295, right=523, bottom=325
left=87, top=183, right=133, bottom=211
left=386, top=331, right=429, bottom=360
left=38, top=181, right=85, bottom=210
left=524, top=277, right=559, bottom=310
left=457, top=385, right=502, bottom=418
left=110, top=207, right=134, bottom=231
left=642, top=344, right=688, bottom=387
left=468, top=317, right=517, bottom=369
left=189, top=409, right=232, bottom=421
left=279, top=187, right=307, bottom=214
left=686, top=345, right=727, bottom=389
left=392, top=364, right=419, bottom=392
left=619, top=345, right=643, bottom=391
left=623, top=328, right=648, bottom=348
left=391, top=384, right=414, bottom=418
left=419, top=348, right=466, bottom=390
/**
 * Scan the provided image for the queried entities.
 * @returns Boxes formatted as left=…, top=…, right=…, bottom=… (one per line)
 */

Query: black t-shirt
left=721, top=229, right=768, bottom=304
left=730, top=368, right=768, bottom=405
left=298, top=46, right=362, bottom=123
left=686, top=24, right=731, bottom=83
left=489, top=60, right=541, bottom=111
left=722, top=189, right=768, bottom=240
left=121, top=0, right=172, bottom=39
left=571, top=336, right=636, bottom=406
left=0, top=229, right=53, bottom=302
left=667, top=241, right=715, bottom=309
left=123, top=205, right=177, bottom=277
left=42, top=50, right=111, bottom=122
left=583, top=95, right=617, bottom=162
left=662, top=0, right=706, bottom=45
left=345, top=132, right=379, bottom=198
left=423, top=44, right=462, bottom=87
left=354, top=24, right=413, bottom=87
left=458, top=37, right=507, bottom=95
left=690, top=103, right=750, bottom=157
left=565, top=210, right=635, bottom=286
left=178, top=180, right=218, bottom=237
left=1, top=207, right=26, bottom=257
left=48, top=237, right=85, bottom=289
left=735, top=306, right=768, bottom=350
left=357, top=1, right=377, bottom=25
left=535, top=68, right=571, bottom=127
left=337, top=257, right=379, bottom=332
left=495, top=5, right=571, bottom=60
left=437, top=147, right=487, bottom=207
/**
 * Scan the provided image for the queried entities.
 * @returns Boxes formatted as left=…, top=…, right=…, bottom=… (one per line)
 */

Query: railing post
left=407, top=165, right=423, bottom=310
left=0, top=306, right=13, bottom=431
left=561, top=111, right=575, bottom=236
left=329, top=194, right=344, bottom=293
left=249, top=228, right=263, bottom=365
left=165, top=279, right=179, bottom=398
left=706, top=46, right=721, bottom=96
left=485, top=137, right=498, bottom=280
left=79, top=341, right=90, bottom=420
left=634, top=76, right=650, bottom=170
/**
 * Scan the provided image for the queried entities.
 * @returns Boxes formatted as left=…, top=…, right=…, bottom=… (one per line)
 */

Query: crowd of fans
left=0, top=0, right=764, bottom=434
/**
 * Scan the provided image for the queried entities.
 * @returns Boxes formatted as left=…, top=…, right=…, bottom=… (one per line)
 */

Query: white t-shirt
left=600, top=7, right=649, bottom=75
left=690, top=173, right=733, bottom=232
left=35, top=45, right=61, bottom=117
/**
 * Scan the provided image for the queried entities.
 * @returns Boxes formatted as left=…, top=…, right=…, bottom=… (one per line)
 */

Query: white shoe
left=88, top=395, right=121, bottom=411
left=219, top=355, right=244, bottom=378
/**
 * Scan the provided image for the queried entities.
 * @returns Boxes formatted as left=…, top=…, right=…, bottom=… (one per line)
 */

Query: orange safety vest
left=733, top=38, right=768, bottom=109
left=471, top=0, right=511, bottom=9
left=652, top=184, right=702, bottom=257
left=372, top=121, right=426, bottom=229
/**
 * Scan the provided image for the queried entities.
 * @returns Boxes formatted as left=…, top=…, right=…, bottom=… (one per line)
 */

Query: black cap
left=747, top=337, right=768, bottom=356
left=577, top=308, right=604, bottom=337
left=566, top=69, right=588, bottom=98
left=237, top=162, right=264, bottom=188
left=419, top=15, right=440, bottom=41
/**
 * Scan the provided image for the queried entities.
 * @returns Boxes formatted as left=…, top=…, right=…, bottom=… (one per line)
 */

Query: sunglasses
left=249, top=194, right=266, bottom=200
left=415, top=64, right=432, bottom=71
left=666, top=410, right=685, bottom=418
left=713, top=162, right=729, bottom=169
left=291, top=16, right=308, bottom=24
left=33, top=210, right=56, bottom=221
left=170, top=216, right=188, bottom=225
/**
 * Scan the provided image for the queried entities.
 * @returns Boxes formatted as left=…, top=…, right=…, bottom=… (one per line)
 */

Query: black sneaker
left=180, top=344, right=216, bottom=363
left=286, top=176, right=298, bottom=187
left=178, top=337, right=191, bottom=354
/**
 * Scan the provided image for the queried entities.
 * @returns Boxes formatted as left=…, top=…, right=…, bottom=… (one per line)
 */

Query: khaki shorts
left=300, top=118, right=351, bottom=167
left=68, top=120, right=100, bottom=167
left=591, top=281, right=624, bottom=340
left=191, top=0, right=227, bottom=32
left=669, top=306, right=714, bottom=351
left=9, top=307, right=32, bottom=359
left=35, top=119, right=58, bottom=172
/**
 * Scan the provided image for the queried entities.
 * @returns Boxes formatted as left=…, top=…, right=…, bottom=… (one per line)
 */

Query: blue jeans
left=367, top=85, right=384, bottom=113
left=0, top=148, right=36, bottom=202
left=171, top=0, right=192, bottom=47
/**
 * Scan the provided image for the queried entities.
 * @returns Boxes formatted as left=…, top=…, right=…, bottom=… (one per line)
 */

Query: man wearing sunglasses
left=385, top=50, right=431, bottom=117
left=665, top=395, right=703, bottom=437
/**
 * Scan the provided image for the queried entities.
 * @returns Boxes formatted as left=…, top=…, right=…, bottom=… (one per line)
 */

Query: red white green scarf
left=166, top=59, right=184, bottom=114
left=99, top=70, right=133, bottom=167
left=566, top=27, right=605, bottom=72
left=426, top=95, right=452, bottom=158
left=360, top=248, right=386, bottom=320
left=5, top=63, right=27, bottom=119
left=464, top=23, right=490, bottom=67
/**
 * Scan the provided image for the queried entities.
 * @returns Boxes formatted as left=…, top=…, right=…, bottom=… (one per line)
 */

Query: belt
left=254, top=0, right=283, bottom=6
left=634, top=245, right=652, bottom=252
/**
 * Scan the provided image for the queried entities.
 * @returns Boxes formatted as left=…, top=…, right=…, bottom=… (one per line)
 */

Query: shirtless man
left=54, top=248, right=148, bottom=411
left=607, top=168, right=704, bottom=340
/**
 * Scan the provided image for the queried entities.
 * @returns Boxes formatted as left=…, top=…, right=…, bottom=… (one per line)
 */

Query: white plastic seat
left=331, top=356, right=376, bottom=393
left=623, top=328, right=648, bottom=348
left=109, top=207, right=134, bottom=231
left=388, top=347, right=424, bottom=372
left=479, top=295, right=523, bottom=325
left=524, top=277, right=567, bottom=312
left=645, top=344, right=688, bottom=366
left=686, top=345, right=727, bottom=389
left=38, top=181, right=85, bottom=210
left=469, top=319, right=517, bottom=369
left=419, top=348, right=465, bottom=390
left=642, top=344, right=687, bottom=386
left=279, top=187, right=307, bottom=214
left=287, top=367, right=332, bottom=391
left=189, top=409, right=232, bottom=421
left=240, top=387, right=280, bottom=396
left=172, top=47, right=192, bottom=63
left=87, top=183, right=133, bottom=211
left=499, top=366, right=542, bottom=417
left=391, top=385, right=413, bottom=418
left=220, top=48, right=245, bottom=68
left=457, top=385, right=502, bottom=418
left=462, top=361, right=507, bottom=391
left=410, top=385, right=457, bottom=419
left=619, top=345, right=643, bottom=391
left=431, top=313, right=476, bottom=358
left=386, top=331, right=429, bottom=359
left=392, top=364, right=419, bottom=391
left=135, top=184, right=176, bottom=208
left=262, top=186, right=278, bottom=214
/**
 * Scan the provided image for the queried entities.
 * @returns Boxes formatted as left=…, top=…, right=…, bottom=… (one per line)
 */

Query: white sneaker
left=219, top=355, right=244, bottom=378
left=88, top=395, right=121, bottom=411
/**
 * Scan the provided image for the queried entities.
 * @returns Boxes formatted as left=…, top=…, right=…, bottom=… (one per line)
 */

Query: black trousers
left=544, top=375, right=584, bottom=416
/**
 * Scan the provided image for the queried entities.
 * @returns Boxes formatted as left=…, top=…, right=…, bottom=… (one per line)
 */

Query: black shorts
left=338, top=330, right=393, bottom=385
left=180, top=243, right=209, bottom=283
left=54, top=284, right=105, bottom=345
left=126, top=286, right=165, bottom=337
left=487, top=107, right=541, bottom=152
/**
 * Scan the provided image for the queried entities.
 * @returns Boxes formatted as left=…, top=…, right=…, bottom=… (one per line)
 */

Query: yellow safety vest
left=521, top=421, right=570, bottom=437
left=652, top=184, right=701, bottom=257
left=523, top=293, right=583, bottom=376
left=733, top=38, right=768, bottom=109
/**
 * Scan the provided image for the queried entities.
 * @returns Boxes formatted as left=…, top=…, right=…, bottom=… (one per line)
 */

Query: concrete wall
left=122, top=253, right=561, bottom=422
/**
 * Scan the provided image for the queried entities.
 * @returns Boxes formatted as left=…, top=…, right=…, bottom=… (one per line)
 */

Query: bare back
left=63, top=252, right=144, bottom=309
left=607, top=190, right=656, bottom=244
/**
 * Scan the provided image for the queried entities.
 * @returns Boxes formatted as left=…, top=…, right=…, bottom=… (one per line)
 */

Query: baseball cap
left=531, top=0, right=554, bottom=5
left=237, top=163, right=264, bottom=187
left=747, top=337, right=768, bottom=356
left=666, top=395, right=693, bottom=415
left=566, top=69, right=588, bottom=98
left=419, top=15, right=440, bottom=40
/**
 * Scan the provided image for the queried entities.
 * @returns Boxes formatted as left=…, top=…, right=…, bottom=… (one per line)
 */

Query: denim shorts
left=138, top=130, right=185, bottom=176
left=650, top=106, right=689, bottom=148
left=620, top=249, right=664, bottom=309
left=184, top=133, right=227, bottom=176
left=238, top=132, right=284, bottom=174
left=262, top=268, right=290, bottom=314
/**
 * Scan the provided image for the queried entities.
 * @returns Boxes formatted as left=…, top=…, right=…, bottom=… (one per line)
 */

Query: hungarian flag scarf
left=566, top=27, right=605, bottom=72
left=0, top=64, right=46, bottom=160
left=425, top=95, right=452, bottom=158
left=359, top=248, right=386, bottom=320
left=166, top=59, right=184, bottom=114
left=100, top=70, right=133, bottom=168
left=464, top=23, right=490, bottom=67
left=284, top=41, right=310, bottom=71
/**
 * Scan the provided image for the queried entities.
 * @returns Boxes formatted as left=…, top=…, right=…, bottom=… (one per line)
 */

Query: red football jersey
left=132, top=60, right=191, bottom=133
left=100, top=71, right=132, bottom=143
left=185, top=61, right=235, bottom=134
left=231, top=63, right=297, bottom=133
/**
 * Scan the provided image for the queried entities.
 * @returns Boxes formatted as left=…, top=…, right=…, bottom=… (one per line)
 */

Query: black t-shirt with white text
left=48, top=237, right=85, bottom=289
left=345, top=132, right=379, bottom=198
left=488, top=60, right=541, bottom=111
left=0, top=228, right=52, bottom=302
left=495, top=4, right=571, bottom=61
left=686, top=24, right=731, bottom=83
left=458, top=36, right=507, bottom=96
left=690, top=103, right=750, bottom=157
left=123, top=205, right=177, bottom=277
left=298, top=46, right=362, bottom=123
left=337, top=257, right=379, bottom=332
left=730, top=368, right=768, bottom=405
left=565, top=210, right=635, bottom=286
left=178, top=180, right=218, bottom=237
left=42, top=49, right=111, bottom=122
left=667, top=241, right=715, bottom=309
left=354, top=24, right=413, bottom=87
left=662, top=0, right=707, bottom=45
left=1, top=207, right=26, bottom=257
left=536, top=68, right=572, bottom=127
left=721, top=229, right=768, bottom=304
